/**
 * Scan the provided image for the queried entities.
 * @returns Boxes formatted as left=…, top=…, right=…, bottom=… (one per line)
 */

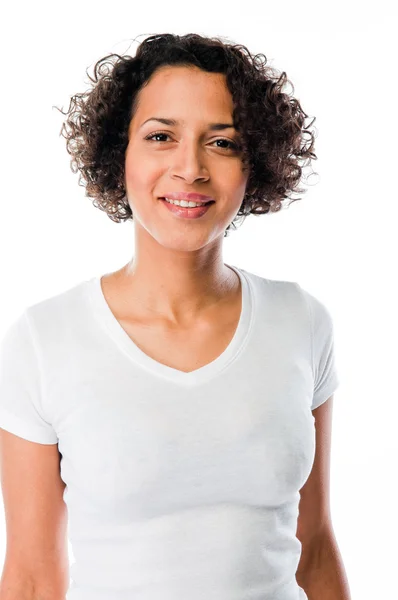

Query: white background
left=0, top=1, right=397, bottom=598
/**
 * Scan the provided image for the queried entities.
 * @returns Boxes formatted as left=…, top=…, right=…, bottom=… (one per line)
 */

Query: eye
left=144, top=132, right=170, bottom=143
left=144, top=131, right=239, bottom=151
left=213, top=138, right=239, bottom=151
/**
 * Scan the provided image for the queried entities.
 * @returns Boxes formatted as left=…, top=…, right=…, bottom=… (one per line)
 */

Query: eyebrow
left=139, top=117, right=236, bottom=131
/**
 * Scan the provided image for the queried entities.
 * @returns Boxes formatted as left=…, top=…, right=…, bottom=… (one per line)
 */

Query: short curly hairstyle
left=55, top=32, right=318, bottom=237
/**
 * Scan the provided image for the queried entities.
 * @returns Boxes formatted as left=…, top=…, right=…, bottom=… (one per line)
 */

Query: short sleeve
left=0, top=310, right=58, bottom=444
left=302, top=289, right=340, bottom=410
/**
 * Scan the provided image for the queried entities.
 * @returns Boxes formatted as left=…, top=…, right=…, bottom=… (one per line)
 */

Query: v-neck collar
left=87, top=264, right=254, bottom=386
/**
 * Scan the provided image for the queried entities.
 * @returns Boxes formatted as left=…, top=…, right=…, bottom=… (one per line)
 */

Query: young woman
left=0, top=33, right=350, bottom=600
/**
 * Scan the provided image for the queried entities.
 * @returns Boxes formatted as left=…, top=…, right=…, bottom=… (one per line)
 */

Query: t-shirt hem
left=0, top=406, right=58, bottom=444
left=311, top=375, right=340, bottom=410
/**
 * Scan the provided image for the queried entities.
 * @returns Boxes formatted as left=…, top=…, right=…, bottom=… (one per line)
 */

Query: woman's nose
left=169, top=143, right=210, bottom=183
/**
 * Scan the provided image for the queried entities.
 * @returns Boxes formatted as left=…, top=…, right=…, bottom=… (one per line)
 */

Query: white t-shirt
left=0, top=265, right=339, bottom=600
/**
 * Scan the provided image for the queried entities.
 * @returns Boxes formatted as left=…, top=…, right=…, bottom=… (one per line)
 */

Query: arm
left=0, top=577, right=35, bottom=600
left=0, top=429, right=69, bottom=600
left=296, top=395, right=351, bottom=599
left=296, top=528, right=351, bottom=600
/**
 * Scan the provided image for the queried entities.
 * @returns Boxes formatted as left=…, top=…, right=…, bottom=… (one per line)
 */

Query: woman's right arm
left=0, top=429, right=69, bottom=600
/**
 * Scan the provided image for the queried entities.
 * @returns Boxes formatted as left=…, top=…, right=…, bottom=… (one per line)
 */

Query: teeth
left=164, top=198, right=208, bottom=208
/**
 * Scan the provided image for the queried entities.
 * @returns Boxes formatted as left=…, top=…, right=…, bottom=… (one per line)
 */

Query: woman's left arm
left=296, top=395, right=351, bottom=599
left=296, top=527, right=351, bottom=600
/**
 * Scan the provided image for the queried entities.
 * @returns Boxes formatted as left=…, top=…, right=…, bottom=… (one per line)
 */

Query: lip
left=159, top=192, right=215, bottom=203
left=160, top=198, right=214, bottom=219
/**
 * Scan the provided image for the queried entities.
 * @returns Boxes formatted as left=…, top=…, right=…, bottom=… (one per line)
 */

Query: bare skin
left=100, top=264, right=242, bottom=373
left=101, top=64, right=250, bottom=371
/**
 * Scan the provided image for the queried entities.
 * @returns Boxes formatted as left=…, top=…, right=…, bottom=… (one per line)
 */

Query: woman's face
left=124, top=65, right=250, bottom=250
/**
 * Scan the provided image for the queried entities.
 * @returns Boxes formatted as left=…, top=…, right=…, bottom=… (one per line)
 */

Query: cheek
left=219, top=161, right=249, bottom=191
left=222, top=174, right=249, bottom=209
left=124, top=158, right=161, bottom=193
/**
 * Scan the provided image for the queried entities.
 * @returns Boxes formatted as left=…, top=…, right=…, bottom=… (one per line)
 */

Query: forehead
left=146, top=64, right=228, bottom=89
left=131, top=66, right=234, bottom=126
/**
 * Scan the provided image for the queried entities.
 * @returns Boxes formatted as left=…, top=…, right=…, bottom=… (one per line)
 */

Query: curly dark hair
left=54, top=32, right=318, bottom=237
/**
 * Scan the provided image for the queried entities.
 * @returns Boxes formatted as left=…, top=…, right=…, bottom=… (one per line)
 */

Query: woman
left=0, top=33, right=350, bottom=600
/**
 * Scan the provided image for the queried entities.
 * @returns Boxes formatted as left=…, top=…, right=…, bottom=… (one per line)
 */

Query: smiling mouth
left=159, top=197, right=215, bottom=206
